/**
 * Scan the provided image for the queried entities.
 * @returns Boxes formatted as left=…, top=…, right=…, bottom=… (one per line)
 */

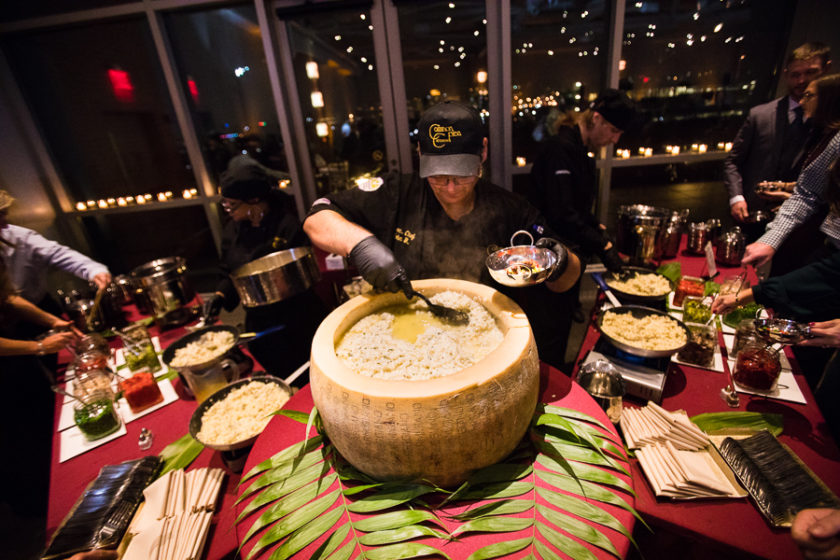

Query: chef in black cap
left=527, top=89, right=637, bottom=320
left=206, top=163, right=326, bottom=381
left=303, top=100, right=582, bottom=368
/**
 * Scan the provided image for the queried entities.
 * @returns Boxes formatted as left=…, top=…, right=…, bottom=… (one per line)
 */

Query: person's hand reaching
left=349, top=236, right=412, bottom=297
left=799, top=319, right=840, bottom=349
left=92, top=272, right=112, bottom=291
left=741, top=242, right=776, bottom=268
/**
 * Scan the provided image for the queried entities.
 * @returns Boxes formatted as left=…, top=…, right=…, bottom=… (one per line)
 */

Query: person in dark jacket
left=527, top=89, right=636, bottom=321
left=205, top=164, right=327, bottom=383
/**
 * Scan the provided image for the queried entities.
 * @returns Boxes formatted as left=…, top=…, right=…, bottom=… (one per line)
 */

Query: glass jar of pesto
left=73, top=389, right=121, bottom=441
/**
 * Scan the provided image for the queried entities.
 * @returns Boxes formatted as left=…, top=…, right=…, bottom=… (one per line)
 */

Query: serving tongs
left=404, top=286, right=469, bottom=325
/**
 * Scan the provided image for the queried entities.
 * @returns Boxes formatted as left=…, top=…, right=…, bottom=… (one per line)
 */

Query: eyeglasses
left=220, top=199, right=242, bottom=212
left=801, top=91, right=817, bottom=101
left=427, top=175, right=476, bottom=187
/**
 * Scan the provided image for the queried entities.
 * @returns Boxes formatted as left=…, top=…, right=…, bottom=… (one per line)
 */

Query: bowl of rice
left=604, top=266, right=673, bottom=304
left=189, top=376, right=293, bottom=451
left=597, top=305, right=690, bottom=358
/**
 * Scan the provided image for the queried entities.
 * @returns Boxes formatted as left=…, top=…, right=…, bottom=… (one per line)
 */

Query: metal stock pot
left=231, top=247, right=320, bottom=307
left=615, top=204, right=672, bottom=265
left=130, top=257, right=196, bottom=325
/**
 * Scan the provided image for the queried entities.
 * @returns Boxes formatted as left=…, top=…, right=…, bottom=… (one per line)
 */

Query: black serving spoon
left=404, top=287, right=470, bottom=325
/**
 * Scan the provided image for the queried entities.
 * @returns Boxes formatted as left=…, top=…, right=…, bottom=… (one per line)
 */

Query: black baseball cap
left=591, top=89, right=637, bottom=131
left=417, top=101, right=485, bottom=178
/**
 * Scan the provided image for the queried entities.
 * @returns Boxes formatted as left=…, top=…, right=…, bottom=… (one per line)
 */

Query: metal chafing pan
left=231, top=247, right=321, bottom=307
left=596, top=304, right=691, bottom=358
left=603, top=266, right=674, bottom=305
left=189, top=376, right=293, bottom=451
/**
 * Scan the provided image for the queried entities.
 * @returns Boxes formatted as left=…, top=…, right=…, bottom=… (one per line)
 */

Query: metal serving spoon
left=405, top=287, right=469, bottom=325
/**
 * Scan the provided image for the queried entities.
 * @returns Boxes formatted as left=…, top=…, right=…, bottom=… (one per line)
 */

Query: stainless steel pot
left=615, top=205, right=672, bottom=265
left=130, top=257, right=196, bottom=325
left=231, top=247, right=321, bottom=307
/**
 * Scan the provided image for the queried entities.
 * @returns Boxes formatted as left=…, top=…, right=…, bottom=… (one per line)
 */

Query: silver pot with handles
left=130, top=257, right=196, bottom=325
left=231, top=247, right=321, bottom=307
left=615, top=205, right=672, bottom=265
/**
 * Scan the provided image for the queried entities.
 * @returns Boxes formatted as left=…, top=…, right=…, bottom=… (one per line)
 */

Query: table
left=46, top=309, right=243, bottom=560
left=571, top=248, right=840, bottom=559
left=235, top=363, right=635, bottom=559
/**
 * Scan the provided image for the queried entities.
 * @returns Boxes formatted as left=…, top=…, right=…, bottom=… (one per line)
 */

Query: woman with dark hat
left=205, top=163, right=327, bottom=382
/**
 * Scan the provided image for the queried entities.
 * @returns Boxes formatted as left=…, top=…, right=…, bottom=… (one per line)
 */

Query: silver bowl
left=754, top=318, right=812, bottom=346
left=486, top=230, right=557, bottom=287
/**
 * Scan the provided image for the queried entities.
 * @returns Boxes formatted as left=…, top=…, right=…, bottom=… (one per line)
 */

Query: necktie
left=777, top=106, right=806, bottom=180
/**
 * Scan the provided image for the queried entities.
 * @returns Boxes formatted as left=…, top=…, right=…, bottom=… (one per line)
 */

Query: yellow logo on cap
left=429, top=124, right=462, bottom=149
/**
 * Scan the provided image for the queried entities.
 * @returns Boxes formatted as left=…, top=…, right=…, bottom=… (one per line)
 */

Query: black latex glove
left=535, top=237, right=570, bottom=282
left=349, top=235, right=413, bottom=297
left=600, top=246, right=624, bottom=273
left=205, top=294, right=225, bottom=321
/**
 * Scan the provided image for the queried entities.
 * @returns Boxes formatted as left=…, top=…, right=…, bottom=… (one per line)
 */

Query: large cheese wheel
left=310, top=278, right=539, bottom=488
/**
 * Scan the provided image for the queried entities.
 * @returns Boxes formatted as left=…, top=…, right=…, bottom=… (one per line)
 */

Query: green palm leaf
left=240, top=448, right=329, bottom=500
left=237, top=461, right=332, bottom=522
left=536, top=486, right=636, bottom=548
left=542, top=405, right=612, bottom=435
left=450, top=516, right=534, bottom=537
left=241, top=436, right=325, bottom=483
left=354, top=510, right=442, bottom=532
left=460, top=480, right=534, bottom=500
left=241, top=474, right=338, bottom=547
left=325, top=540, right=355, bottom=560
left=346, top=485, right=437, bottom=513
left=536, top=524, right=596, bottom=560
left=450, top=499, right=533, bottom=521
left=157, top=433, right=204, bottom=478
left=363, top=542, right=451, bottom=560
left=539, top=438, right=629, bottom=476
left=358, top=524, right=449, bottom=546
left=269, top=506, right=345, bottom=560
left=271, top=409, right=311, bottom=424
left=536, top=455, right=634, bottom=495
left=465, top=537, right=532, bottom=560
left=246, top=488, right=341, bottom=560
left=308, top=524, right=351, bottom=560
left=537, top=504, right=620, bottom=558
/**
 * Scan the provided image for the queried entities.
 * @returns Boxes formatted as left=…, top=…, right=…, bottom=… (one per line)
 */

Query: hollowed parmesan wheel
left=310, top=278, right=539, bottom=488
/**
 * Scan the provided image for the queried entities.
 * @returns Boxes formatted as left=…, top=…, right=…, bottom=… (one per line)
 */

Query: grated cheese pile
left=197, top=381, right=289, bottom=445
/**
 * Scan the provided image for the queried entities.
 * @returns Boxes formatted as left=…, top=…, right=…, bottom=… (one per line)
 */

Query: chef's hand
left=535, top=237, right=570, bottom=282
left=205, top=293, right=225, bottom=321
left=349, top=236, right=413, bottom=297
left=741, top=242, right=776, bottom=268
left=599, top=243, right=625, bottom=274
left=799, top=319, right=840, bottom=349
left=791, top=508, right=840, bottom=559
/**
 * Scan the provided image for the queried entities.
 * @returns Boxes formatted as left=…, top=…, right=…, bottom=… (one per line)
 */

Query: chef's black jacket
left=528, top=125, right=609, bottom=259
left=308, top=173, right=577, bottom=367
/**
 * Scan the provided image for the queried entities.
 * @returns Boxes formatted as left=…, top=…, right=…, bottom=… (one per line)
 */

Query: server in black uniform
left=205, top=164, right=327, bottom=382
left=303, top=101, right=582, bottom=367
left=527, top=89, right=636, bottom=322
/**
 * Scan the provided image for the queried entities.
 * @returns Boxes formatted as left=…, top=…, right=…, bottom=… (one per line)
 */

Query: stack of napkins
left=122, top=467, right=225, bottom=560
left=621, top=403, right=746, bottom=500
left=621, top=402, right=709, bottom=450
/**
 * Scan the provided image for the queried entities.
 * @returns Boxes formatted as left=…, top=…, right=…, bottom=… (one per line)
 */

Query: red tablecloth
left=235, top=363, right=635, bottom=559
left=571, top=245, right=840, bottom=559
left=46, top=309, right=244, bottom=560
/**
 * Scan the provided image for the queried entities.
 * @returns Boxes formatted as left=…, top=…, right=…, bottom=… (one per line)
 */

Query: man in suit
left=724, top=42, right=831, bottom=229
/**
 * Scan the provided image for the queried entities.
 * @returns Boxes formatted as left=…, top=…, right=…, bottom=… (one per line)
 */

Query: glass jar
left=74, top=367, right=115, bottom=399
left=733, top=343, right=782, bottom=392
left=676, top=323, right=717, bottom=368
left=732, top=319, right=760, bottom=356
left=683, top=296, right=712, bottom=324
left=74, top=349, right=111, bottom=375
left=673, top=276, right=705, bottom=307
left=76, top=333, right=111, bottom=358
left=119, top=370, right=164, bottom=413
left=119, top=323, right=160, bottom=373
left=73, top=389, right=121, bottom=441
